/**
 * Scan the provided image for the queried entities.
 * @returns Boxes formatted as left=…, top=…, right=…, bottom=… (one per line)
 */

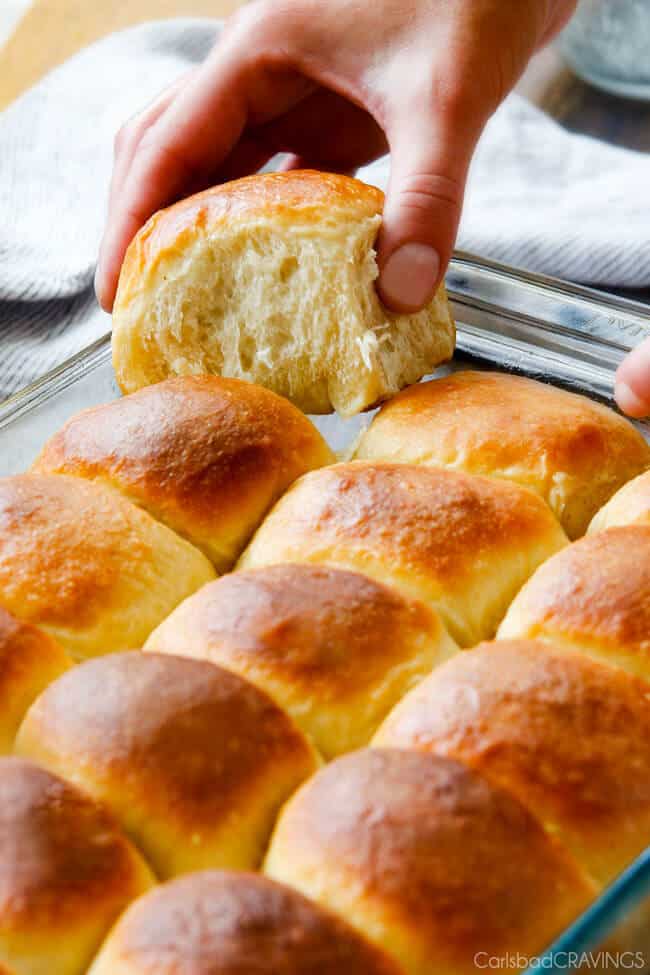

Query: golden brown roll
left=0, top=473, right=215, bottom=659
left=0, top=757, right=153, bottom=975
left=354, top=371, right=650, bottom=538
left=144, top=564, right=458, bottom=758
left=89, top=870, right=403, bottom=975
left=0, top=607, right=71, bottom=753
left=239, top=461, right=567, bottom=647
left=111, top=171, right=455, bottom=416
left=264, top=749, right=596, bottom=975
left=498, top=526, right=650, bottom=682
left=589, top=469, right=650, bottom=534
left=33, top=376, right=333, bottom=571
left=374, top=639, right=650, bottom=885
left=16, top=651, right=319, bottom=879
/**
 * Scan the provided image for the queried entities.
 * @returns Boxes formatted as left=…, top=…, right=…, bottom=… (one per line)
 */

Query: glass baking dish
left=1, top=252, right=649, bottom=968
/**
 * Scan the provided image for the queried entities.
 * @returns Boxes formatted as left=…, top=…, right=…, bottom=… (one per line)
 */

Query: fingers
left=377, top=106, right=481, bottom=313
left=615, top=339, right=650, bottom=418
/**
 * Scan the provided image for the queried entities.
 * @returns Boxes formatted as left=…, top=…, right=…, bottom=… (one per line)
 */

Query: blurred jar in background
left=561, top=0, right=650, bottom=100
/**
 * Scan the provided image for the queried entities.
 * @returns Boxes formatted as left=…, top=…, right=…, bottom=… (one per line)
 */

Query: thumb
left=615, top=339, right=650, bottom=418
left=376, top=111, right=481, bottom=313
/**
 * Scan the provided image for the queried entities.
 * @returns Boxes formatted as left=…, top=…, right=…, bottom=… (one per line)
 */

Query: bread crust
left=239, top=461, right=567, bottom=646
left=88, top=870, right=403, bottom=975
left=16, top=652, right=318, bottom=878
left=498, top=526, right=650, bottom=680
left=0, top=758, right=153, bottom=975
left=34, top=376, right=333, bottom=570
left=374, top=638, right=650, bottom=884
left=355, top=371, right=650, bottom=538
left=265, top=749, right=595, bottom=975
left=145, top=563, right=457, bottom=757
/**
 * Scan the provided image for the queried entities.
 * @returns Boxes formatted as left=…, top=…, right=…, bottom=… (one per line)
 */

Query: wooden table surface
left=0, top=0, right=244, bottom=110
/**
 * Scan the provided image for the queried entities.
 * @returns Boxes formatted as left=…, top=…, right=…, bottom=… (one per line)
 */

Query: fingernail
left=379, top=243, right=440, bottom=313
left=615, top=381, right=649, bottom=418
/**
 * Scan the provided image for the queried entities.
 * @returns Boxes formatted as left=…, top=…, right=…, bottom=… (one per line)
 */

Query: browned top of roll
left=17, top=652, right=317, bottom=837
left=240, top=461, right=567, bottom=646
left=118, top=171, right=384, bottom=298
left=498, top=526, right=650, bottom=675
left=0, top=757, right=151, bottom=933
left=0, top=473, right=214, bottom=658
left=374, top=639, right=650, bottom=884
left=243, top=461, right=563, bottom=581
left=147, top=564, right=449, bottom=697
left=90, top=870, right=403, bottom=975
left=265, top=749, right=595, bottom=970
left=33, top=376, right=333, bottom=569
left=355, top=371, right=650, bottom=539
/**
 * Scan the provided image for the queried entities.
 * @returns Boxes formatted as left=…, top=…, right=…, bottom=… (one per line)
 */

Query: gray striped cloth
left=1, top=18, right=649, bottom=402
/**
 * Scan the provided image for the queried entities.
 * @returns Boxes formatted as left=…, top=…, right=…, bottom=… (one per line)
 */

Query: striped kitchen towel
left=1, top=17, right=649, bottom=401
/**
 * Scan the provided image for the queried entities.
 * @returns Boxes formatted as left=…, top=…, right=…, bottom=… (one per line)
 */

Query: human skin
left=101, top=2, right=650, bottom=413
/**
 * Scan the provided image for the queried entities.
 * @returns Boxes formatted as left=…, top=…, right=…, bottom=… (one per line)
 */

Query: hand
left=95, top=0, right=576, bottom=316
left=616, top=340, right=650, bottom=418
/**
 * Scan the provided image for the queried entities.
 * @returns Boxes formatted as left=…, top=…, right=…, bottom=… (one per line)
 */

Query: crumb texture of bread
left=354, top=371, right=650, bottom=538
left=374, top=638, right=650, bottom=885
left=498, top=526, right=650, bottom=681
left=239, top=461, right=568, bottom=647
left=112, top=172, right=455, bottom=416
left=16, top=652, right=319, bottom=879
left=33, top=376, right=333, bottom=571
left=145, top=564, right=458, bottom=758
left=0, top=757, right=153, bottom=975
left=264, top=749, right=596, bottom=975
left=88, top=870, right=403, bottom=975
left=0, top=474, right=216, bottom=659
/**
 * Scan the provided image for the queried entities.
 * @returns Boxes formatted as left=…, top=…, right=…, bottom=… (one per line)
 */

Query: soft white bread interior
left=264, top=749, right=596, bottom=975
left=111, top=171, right=455, bottom=416
left=354, top=371, right=650, bottom=539
left=374, top=639, right=650, bottom=886
left=239, top=461, right=568, bottom=647
left=589, top=469, right=650, bottom=534
left=88, top=870, right=403, bottom=975
left=498, top=526, right=650, bottom=682
left=145, top=564, right=458, bottom=758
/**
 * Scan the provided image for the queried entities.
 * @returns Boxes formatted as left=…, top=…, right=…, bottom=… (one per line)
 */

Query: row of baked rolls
left=238, top=459, right=567, bottom=647
left=0, top=754, right=400, bottom=975
left=353, top=370, right=650, bottom=539
left=0, top=377, right=331, bottom=660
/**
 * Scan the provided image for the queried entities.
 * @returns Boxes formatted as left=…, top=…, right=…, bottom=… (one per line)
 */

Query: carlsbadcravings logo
left=474, top=952, right=646, bottom=970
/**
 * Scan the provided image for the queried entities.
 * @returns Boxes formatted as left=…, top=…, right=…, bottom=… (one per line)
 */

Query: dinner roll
left=239, top=462, right=567, bottom=647
left=16, top=651, right=318, bottom=879
left=0, top=607, right=71, bottom=753
left=265, top=749, right=595, bottom=975
left=111, top=171, right=455, bottom=416
left=0, top=474, right=215, bottom=659
left=498, top=526, right=650, bottom=682
left=89, top=870, right=403, bottom=975
left=145, top=564, right=458, bottom=758
left=374, top=639, right=650, bottom=885
left=33, top=376, right=333, bottom=571
left=589, top=469, right=650, bottom=534
left=354, top=371, right=650, bottom=538
left=0, top=757, right=153, bottom=975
